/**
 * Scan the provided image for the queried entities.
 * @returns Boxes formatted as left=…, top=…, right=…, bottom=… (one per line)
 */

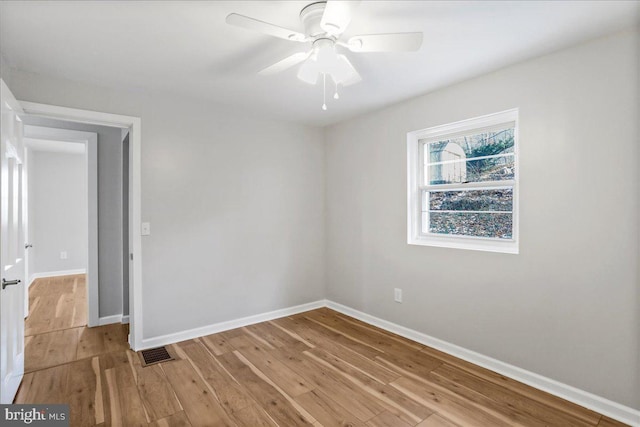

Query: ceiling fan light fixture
left=226, top=1, right=422, bottom=108
left=297, top=58, right=320, bottom=84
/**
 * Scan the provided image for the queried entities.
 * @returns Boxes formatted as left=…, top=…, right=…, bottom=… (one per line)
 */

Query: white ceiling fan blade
left=347, top=33, right=423, bottom=52
left=259, top=52, right=310, bottom=76
left=226, top=13, right=307, bottom=42
left=320, top=0, right=360, bottom=36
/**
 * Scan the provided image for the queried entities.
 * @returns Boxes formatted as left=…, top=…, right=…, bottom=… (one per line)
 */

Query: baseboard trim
left=325, top=300, right=640, bottom=426
left=139, top=300, right=326, bottom=351
left=98, top=314, right=123, bottom=326
left=121, top=315, right=130, bottom=324
left=29, top=269, right=86, bottom=287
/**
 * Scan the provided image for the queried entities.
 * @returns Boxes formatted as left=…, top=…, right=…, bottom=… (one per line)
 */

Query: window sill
left=408, top=234, right=519, bottom=254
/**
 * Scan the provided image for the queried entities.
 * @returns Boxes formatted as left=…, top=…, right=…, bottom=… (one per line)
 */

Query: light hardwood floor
left=16, top=276, right=629, bottom=427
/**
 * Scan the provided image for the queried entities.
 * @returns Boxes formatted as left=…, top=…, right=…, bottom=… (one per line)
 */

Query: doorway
left=23, top=126, right=98, bottom=327
left=18, top=101, right=142, bottom=350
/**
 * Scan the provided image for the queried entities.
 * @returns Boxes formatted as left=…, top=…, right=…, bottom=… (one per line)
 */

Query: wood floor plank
left=217, top=350, right=315, bottom=426
left=162, top=359, right=235, bottom=427
left=65, top=357, right=99, bottom=427
left=295, top=389, right=367, bottom=427
left=77, top=323, right=130, bottom=360
left=14, top=363, right=70, bottom=404
left=308, top=343, right=400, bottom=385
left=232, top=404, right=279, bottom=427
left=268, top=319, right=317, bottom=348
left=416, top=413, right=460, bottom=427
left=305, top=348, right=433, bottom=425
left=25, top=275, right=87, bottom=335
left=13, top=372, right=35, bottom=403
left=431, top=363, right=593, bottom=426
left=148, top=411, right=193, bottom=427
left=375, top=349, right=443, bottom=383
left=104, top=368, right=124, bottom=427
left=106, top=365, right=149, bottom=427
left=284, top=349, right=386, bottom=421
left=135, top=363, right=183, bottom=421
left=598, top=416, right=634, bottom=426
left=305, top=310, right=424, bottom=360
left=425, top=368, right=551, bottom=426
left=229, top=333, right=313, bottom=397
left=418, top=345, right=602, bottom=425
left=245, top=321, right=307, bottom=348
left=97, top=351, right=133, bottom=427
left=199, top=333, right=236, bottom=356
left=177, top=340, right=256, bottom=416
left=92, top=356, right=105, bottom=425
left=25, top=327, right=81, bottom=372
left=390, top=376, right=515, bottom=427
left=366, top=411, right=414, bottom=427
left=318, top=307, right=424, bottom=351
left=276, top=315, right=384, bottom=359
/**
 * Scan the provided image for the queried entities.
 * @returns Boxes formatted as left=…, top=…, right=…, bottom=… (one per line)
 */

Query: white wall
left=29, top=150, right=87, bottom=274
left=0, top=53, right=11, bottom=82
left=324, top=29, right=639, bottom=408
left=6, top=72, right=326, bottom=339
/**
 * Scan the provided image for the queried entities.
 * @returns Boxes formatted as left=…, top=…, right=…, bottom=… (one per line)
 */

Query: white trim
left=98, top=314, right=123, bottom=326
left=138, top=300, right=326, bottom=350
left=29, top=269, right=86, bottom=286
left=97, top=314, right=129, bottom=325
left=18, top=101, right=143, bottom=351
left=325, top=300, right=640, bottom=427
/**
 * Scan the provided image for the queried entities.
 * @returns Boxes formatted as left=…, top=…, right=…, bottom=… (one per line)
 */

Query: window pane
left=429, top=189, right=512, bottom=212
left=427, top=212, right=513, bottom=239
left=425, top=127, right=515, bottom=185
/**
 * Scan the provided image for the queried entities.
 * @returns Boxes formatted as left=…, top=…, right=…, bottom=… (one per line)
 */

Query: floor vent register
left=139, top=346, right=175, bottom=366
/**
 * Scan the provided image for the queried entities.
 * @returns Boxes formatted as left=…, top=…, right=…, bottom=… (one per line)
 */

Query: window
left=407, top=109, right=519, bottom=253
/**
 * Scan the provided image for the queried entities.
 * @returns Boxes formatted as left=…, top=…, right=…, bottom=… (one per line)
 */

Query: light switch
left=141, top=222, right=151, bottom=236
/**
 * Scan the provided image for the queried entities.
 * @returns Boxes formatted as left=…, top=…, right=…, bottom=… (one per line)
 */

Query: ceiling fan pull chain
left=322, top=73, right=327, bottom=110
left=334, top=80, right=340, bottom=100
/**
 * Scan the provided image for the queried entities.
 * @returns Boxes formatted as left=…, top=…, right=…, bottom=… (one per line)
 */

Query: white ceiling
left=1, top=1, right=638, bottom=127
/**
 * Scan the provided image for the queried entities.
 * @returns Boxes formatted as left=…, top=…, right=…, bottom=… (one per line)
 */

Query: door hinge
left=130, top=253, right=133, bottom=261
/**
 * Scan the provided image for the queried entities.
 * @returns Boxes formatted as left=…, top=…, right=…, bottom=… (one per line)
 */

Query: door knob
left=2, top=278, right=21, bottom=290
left=25, top=243, right=33, bottom=249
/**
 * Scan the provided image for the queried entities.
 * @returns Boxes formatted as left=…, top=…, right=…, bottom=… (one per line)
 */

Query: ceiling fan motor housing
left=300, top=2, right=330, bottom=38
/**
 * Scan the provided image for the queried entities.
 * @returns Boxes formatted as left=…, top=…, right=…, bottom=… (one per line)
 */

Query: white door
left=0, top=79, right=25, bottom=404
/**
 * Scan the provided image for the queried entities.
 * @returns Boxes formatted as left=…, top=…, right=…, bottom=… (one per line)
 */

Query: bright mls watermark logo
left=1, top=405, right=69, bottom=426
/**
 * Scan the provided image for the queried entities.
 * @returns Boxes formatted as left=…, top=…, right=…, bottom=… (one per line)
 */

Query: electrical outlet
left=394, top=288, right=402, bottom=303
left=60, top=251, right=68, bottom=260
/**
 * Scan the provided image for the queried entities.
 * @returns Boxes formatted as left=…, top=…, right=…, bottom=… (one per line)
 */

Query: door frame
left=23, top=126, right=98, bottom=326
left=19, top=101, right=143, bottom=350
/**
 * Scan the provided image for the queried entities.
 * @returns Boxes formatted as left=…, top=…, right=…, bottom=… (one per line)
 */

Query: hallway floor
left=19, top=274, right=129, bottom=379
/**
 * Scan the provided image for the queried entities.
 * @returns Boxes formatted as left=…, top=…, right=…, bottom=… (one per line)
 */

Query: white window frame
left=407, top=109, right=519, bottom=254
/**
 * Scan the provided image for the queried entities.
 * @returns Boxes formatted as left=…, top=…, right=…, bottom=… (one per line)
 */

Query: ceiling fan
left=226, top=1, right=423, bottom=109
